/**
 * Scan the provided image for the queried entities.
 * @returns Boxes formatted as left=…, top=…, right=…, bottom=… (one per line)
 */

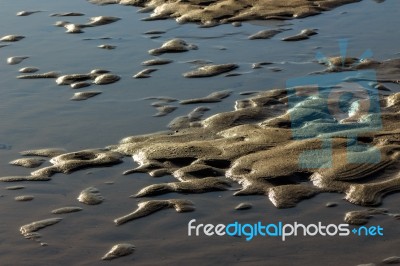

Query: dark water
left=0, top=0, right=399, bottom=265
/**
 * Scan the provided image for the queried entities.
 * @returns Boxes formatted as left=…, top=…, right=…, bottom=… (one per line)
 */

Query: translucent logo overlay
left=285, top=40, right=382, bottom=168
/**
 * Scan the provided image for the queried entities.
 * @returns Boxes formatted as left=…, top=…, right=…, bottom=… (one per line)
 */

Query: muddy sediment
left=89, top=0, right=361, bottom=26
left=1, top=0, right=399, bottom=264
left=4, top=74, right=400, bottom=211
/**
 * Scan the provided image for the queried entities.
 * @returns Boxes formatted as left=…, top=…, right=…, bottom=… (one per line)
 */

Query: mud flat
left=0, top=0, right=399, bottom=265
left=89, top=0, right=362, bottom=26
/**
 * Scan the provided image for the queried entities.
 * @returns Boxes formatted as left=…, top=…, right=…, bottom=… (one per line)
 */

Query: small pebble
left=51, top=206, right=83, bottom=214
left=90, top=69, right=110, bottom=75
left=17, top=71, right=60, bottom=79
left=71, top=91, right=102, bottom=101
left=141, top=58, right=173, bottom=66
left=133, top=68, right=158, bottom=78
left=0, top=35, right=25, bottom=42
left=326, top=202, right=338, bottom=207
left=71, top=82, right=91, bottom=89
left=50, top=12, right=85, bottom=17
left=252, top=62, right=272, bottom=69
left=382, top=256, right=400, bottom=264
left=149, top=39, right=197, bottom=56
left=16, top=11, right=41, bottom=16
left=19, top=67, right=39, bottom=73
left=282, top=29, right=318, bottom=41
left=5, top=186, right=25, bottom=190
left=77, top=187, right=104, bottom=205
left=102, top=243, right=135, bottom=260
left=144, top=30, right=166, bottom=35
left=183, top=64, right=238, bottom=78
left=54, top=21, right=70, bottom=27
left=248, top=29, right=284, bottom=40
left=64, top=24, right=83, bottom=34
left=268, top=67, right=283, bottom=72
left=232, top=22, right=242, bottom=27
left=86, top=16, right=120, bottom=26
left=93, top=73, right=120, bottom=85
left=56, top=74, right=91, bottom=85
left=235, top=203, right=252, bottom=210
left=98, top=44, right=116, bottom=50
left=15, top=195, right=34, bottom=201
left=7, top=56, right=29, bottom=65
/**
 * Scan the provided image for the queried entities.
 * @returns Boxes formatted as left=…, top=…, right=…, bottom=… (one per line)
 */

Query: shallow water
left=1, top=0, right=400, bottom=265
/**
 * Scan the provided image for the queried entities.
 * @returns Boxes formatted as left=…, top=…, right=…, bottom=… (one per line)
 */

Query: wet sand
left=1, top=0, right=400, bottom=265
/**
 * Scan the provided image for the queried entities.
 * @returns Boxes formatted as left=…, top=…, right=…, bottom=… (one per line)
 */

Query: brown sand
left=4, top=67, right=400, bottom=213
left=89, top=0, right=361, bottom=25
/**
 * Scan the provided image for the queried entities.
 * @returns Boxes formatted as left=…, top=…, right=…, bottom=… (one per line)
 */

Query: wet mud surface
left=0, top=0, right=400, bottom=265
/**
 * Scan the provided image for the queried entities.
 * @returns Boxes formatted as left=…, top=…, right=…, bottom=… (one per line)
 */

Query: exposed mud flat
left=89, top=0, right=362, bottom=26
left=0, top=0, right=400, bottom=265
left=107, top=83, right=400, bottom=210
left=2, top=56, right=400, bottom=263
left=3, top=72, right=400, bottom=211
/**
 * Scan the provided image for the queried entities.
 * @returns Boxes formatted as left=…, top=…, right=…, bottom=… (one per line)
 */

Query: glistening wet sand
left=0, top=0, right=400, bottom=265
